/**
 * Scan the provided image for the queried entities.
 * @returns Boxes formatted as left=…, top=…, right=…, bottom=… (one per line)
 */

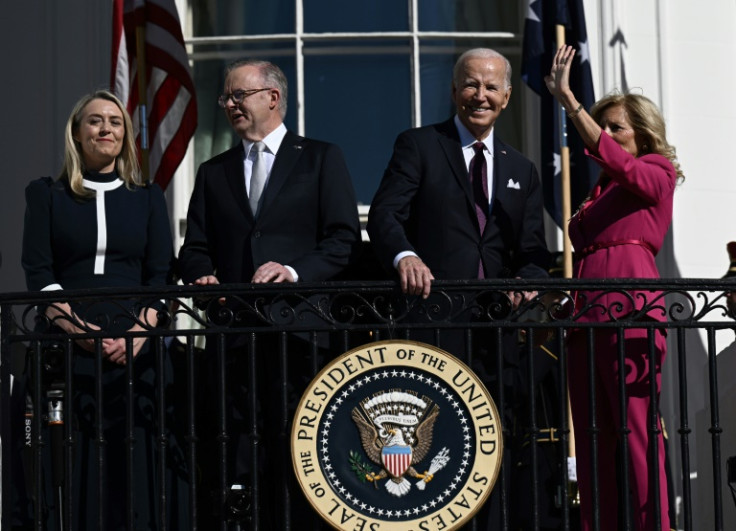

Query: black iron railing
left=2, top=279, right=735, bottom=530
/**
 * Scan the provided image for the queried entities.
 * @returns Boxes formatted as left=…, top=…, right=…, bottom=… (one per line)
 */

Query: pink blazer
left=568, top=133, right=677, bottom=323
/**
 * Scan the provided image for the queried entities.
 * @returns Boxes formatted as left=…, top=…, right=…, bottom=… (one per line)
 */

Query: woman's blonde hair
left=590, top=92, right=684, bottom=183
left=60, top=90, right=141, bottom=197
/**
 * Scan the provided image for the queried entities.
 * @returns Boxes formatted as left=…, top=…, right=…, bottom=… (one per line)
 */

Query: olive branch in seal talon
left=349, top=450, right=377, bottom=488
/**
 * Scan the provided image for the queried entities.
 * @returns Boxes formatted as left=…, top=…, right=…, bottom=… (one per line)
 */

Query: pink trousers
left=567, top=328, right=670, bottom=531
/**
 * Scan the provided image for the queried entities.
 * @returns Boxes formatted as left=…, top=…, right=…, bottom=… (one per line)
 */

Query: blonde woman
left=546, top=45, right=682, bottom=531
left=20, top=90, right=179, bottom=529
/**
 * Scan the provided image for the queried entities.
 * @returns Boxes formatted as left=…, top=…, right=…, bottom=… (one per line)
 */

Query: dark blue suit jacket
left=367, top=119, right=549, bottom=280
left=179, top=130, right=361, bottom=284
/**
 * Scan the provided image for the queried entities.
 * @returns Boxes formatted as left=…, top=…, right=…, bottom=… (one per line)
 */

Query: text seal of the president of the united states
left=291, top=340, right=503, bottom=530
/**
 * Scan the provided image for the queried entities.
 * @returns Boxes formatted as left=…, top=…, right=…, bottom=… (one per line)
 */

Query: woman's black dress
left=19, top=172, right=187, bottom=530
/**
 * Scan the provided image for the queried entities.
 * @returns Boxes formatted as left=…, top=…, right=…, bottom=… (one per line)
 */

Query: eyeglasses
left=217, top=88, right=273, bottom=108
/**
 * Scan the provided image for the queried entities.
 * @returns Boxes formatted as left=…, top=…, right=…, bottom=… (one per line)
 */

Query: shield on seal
left=381, top=444, right=412, bottom=478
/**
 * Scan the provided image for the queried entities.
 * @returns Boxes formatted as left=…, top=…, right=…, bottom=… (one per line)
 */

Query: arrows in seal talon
left=416, top=447, right=450, bottom=490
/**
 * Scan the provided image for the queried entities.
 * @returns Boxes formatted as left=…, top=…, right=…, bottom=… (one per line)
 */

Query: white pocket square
left=506, top=179, right=521, bottom=190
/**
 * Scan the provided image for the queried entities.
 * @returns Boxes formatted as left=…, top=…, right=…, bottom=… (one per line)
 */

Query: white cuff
left=393, top=251, right=418, bottom=270
left=284, top=265, right=298, bottom=282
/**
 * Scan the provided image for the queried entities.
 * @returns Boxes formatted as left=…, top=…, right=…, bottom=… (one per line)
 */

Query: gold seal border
left=291, top=340, right=503, bottom=531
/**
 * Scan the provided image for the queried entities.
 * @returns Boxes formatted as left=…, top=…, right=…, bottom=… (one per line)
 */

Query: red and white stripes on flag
left=110, top=0, right=197, bottom=189
left=382, top=446, right=412, bottom=478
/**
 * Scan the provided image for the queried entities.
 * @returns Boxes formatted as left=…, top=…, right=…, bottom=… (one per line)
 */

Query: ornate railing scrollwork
left=4, top=279, right=736, bottom=339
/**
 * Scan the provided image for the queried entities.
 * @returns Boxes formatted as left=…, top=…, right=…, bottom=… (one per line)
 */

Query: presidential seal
left=291, top=340, right=502, bottom=530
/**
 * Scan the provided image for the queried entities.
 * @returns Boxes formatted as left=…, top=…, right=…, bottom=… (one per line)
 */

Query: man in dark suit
left=179, top=59, right=360, bottom=286
left=367, top=48, right=549, bottom=295
left=178, top=59, right=360, bottom=528
left=367, top=48, right=550, bottom=529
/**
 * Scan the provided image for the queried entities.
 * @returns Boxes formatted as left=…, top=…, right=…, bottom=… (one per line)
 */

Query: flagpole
left=556, top=22, right=579, bottom=504
left=135, top=23, right=150, bottom=182
left=556, top=25, right=573, bottom=280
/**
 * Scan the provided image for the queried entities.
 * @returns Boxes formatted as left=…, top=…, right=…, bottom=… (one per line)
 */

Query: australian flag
left=521, top=0, right=597, bottom=227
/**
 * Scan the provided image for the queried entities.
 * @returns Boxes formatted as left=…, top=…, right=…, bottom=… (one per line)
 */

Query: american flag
left=521, top=0, right=597, bottom=227
left=110, top=0, right=197, bottom=189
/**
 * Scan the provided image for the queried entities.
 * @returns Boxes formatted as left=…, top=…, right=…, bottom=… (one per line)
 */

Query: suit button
left=254, top=231, right=261, bottom=238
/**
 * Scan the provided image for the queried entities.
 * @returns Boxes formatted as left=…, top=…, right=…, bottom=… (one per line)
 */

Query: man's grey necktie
left=249, top=141, right=267, bottom=216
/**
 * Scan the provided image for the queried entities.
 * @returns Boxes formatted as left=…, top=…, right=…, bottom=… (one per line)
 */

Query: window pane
left=304, top=0, right=408, bottom=32
left=419, top=43, right=457, bottom=126
left=304, top=43, right=412, bottom=204
left=494, top=52, right=523, bottom=156
left=419, top=0, right=521, bottom=33
left=192, top=0, right=295, bottom=36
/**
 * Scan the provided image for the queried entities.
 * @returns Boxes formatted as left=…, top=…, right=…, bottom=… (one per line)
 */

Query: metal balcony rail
left=2, top=278, right=735, bottom=530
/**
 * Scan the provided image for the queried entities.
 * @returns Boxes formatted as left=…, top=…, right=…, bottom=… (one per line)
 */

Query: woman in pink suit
left=545, top=45, right=684, bottom=530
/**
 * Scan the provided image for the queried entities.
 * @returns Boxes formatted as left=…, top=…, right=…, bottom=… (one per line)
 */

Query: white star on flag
left=552, top=152, right=561, bottom=177
left=578, top=38, right=590, bottom=65
left=526, top=0, right=540, bottom=23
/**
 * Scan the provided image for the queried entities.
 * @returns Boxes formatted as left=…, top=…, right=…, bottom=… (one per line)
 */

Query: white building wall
left=667, top=1, right=736, bottom=279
